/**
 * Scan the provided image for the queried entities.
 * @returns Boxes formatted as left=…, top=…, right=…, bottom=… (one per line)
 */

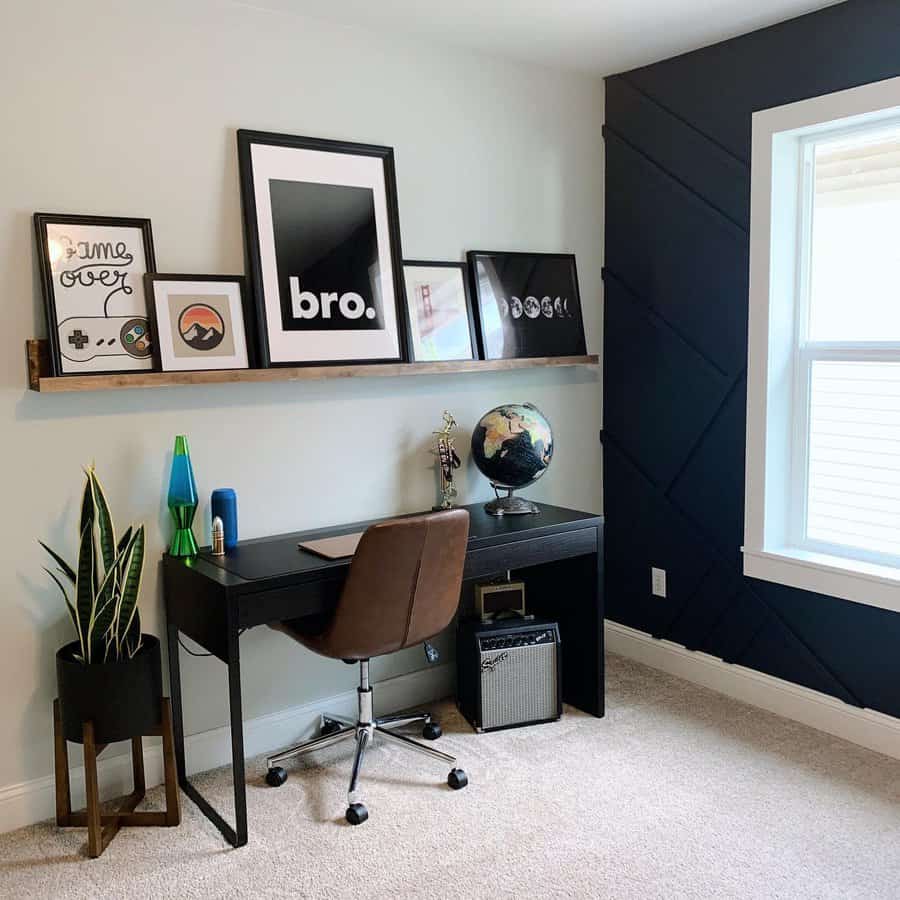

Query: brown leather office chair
left=264, top=509, right=470, bottom=825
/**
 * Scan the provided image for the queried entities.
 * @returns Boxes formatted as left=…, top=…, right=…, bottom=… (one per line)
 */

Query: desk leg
left=524, top=547, right=605, bottom=718
left=592, top=544, right=605, bottom=719
left=227, top=628, right=248, bottom=847
left=166, top=622, right=248, bottom=848
left=166, top=622, right=188, bottom=783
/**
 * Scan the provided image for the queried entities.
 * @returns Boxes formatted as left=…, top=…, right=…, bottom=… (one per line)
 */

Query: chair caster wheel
left=422, top=722, right=442, bottom=740
left=448, top=768, right=468, bottom=790
left=265, top=766, right=287, bottom=787
left=346, top=802, right=368, bottom=825
left=321, top=718, right=342, bottom=736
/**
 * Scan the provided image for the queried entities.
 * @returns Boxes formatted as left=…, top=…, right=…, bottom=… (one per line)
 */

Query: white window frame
left=744, top=75, right=900, bottom=615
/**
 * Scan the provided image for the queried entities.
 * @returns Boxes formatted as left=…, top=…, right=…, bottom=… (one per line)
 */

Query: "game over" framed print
left=237, top=130, right=409, bottom=367
left=34, top=213, right=157, bottom=377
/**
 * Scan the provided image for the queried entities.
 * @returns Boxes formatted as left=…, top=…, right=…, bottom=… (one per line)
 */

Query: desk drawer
left=463, top=526, right=597, bottom=581
left=236, top=526, right=598, bottom=627
left=238, top=575, right=344, bottom=629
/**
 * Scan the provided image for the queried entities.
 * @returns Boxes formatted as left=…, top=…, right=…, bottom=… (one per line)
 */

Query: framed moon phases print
left=467, top=251, right=587, bottom=360
left=34, top=213, right=157, bottom=377
left=237, top=129, right=409, bottom=367
left=144, top=274, right=252, bottom=372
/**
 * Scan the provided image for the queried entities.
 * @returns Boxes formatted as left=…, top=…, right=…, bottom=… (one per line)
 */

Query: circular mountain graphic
left=178, top=304, right=225, bottom=351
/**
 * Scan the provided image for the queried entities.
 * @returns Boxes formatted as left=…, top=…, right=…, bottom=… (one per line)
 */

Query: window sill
left=742, top=546, right=900, bottom=614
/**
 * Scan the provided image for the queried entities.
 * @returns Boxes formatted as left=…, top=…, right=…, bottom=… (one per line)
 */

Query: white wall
left=0, top=0, right=604, bottom=798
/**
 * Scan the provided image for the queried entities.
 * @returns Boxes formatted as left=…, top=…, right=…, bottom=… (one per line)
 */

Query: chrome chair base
left=264, top=661, right=468, bottom=823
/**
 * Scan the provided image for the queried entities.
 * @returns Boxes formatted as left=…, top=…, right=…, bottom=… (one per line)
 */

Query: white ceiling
left=239, top=0, right=843, bottom=75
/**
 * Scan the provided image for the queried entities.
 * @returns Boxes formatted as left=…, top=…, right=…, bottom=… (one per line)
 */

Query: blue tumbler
left=211, top=488, right=238, bottom=550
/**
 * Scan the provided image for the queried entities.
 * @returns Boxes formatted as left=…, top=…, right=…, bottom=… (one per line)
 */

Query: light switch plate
left=651, top=567, right=667, bottom=598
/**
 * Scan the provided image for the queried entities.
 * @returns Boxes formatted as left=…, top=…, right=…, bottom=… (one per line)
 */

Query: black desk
left=163, top=502, right=604, bottom=847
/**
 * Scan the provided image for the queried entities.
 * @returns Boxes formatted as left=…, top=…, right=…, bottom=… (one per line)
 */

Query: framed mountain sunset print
left=144, top=274, right=253, bottom=372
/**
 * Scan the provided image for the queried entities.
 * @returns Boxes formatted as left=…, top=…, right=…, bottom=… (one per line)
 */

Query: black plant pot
left=56, top=634, right=163, bottom=744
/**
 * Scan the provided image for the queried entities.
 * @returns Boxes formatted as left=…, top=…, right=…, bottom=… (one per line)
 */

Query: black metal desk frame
left=163, top=503, right=604, bottom=847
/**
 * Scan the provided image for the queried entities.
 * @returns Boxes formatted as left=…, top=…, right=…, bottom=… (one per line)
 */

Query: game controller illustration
left=59, top=316, right=152, bottom=363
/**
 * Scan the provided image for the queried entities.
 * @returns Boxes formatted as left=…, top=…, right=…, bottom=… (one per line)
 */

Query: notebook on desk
left=298, top=531, right=364, bottom=560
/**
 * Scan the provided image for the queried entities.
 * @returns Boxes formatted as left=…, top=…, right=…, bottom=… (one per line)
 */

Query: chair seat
left=269, top=613, right=330, bottom=642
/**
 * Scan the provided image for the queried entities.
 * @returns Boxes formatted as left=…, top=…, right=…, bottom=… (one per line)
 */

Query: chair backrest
left=317, top=509, right=470, bottom=660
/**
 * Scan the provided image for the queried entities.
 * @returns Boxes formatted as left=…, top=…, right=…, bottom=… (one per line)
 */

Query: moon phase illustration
left=510, top=296, right=523, bottom=319
left=554, top=296, right=564, bottom=317
left=541, top=296, right=554, bottom=318
left=524, top=296, right=540, bottom=318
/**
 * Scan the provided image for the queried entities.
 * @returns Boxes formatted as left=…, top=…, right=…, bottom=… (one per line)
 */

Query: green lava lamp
left=168, top=435, right=198, bottom=557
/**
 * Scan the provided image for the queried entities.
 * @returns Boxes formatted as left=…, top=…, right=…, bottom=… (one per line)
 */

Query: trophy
left=432, top=411, right=462, bottom=510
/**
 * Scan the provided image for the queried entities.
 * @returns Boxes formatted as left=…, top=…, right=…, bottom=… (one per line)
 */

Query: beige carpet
left=1, top=654, right=898, bottom=899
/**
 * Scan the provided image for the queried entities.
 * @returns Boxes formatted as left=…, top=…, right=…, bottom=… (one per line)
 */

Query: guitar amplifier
left=456, top=617, right=561, bottom=733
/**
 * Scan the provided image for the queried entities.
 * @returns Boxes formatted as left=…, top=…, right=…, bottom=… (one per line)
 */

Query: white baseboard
left=0, top=662, right=454, bottom=836
left=605, top=620, right=900, bottom=761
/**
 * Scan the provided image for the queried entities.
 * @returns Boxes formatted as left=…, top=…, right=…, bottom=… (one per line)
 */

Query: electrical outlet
left=651, top=567, right=667, bottom=598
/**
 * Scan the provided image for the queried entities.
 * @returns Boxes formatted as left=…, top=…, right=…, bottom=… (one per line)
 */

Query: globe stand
left=485, top=485, right=540, bottom=516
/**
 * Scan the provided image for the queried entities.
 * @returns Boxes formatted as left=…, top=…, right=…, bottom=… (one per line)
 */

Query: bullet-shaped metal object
left=212, top=515, right=225, bottom=556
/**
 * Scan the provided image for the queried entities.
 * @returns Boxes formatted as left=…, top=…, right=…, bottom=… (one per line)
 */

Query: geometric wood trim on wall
left=604, top=0, right=900, bottom=720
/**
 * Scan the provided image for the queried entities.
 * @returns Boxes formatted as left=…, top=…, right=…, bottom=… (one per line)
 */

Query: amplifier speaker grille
left=479, top=643, right=558, bottom=730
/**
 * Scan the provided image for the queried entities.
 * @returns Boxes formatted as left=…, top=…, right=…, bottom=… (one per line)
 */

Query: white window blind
left=807, top=360, right=900, bottom=562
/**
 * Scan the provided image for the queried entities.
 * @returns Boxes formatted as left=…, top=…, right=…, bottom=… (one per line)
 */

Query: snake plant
left=41, top=466, right=145, bottom=664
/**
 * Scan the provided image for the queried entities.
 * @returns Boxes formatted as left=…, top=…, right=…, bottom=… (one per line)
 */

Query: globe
left=470, top=403, right=553, bottom=515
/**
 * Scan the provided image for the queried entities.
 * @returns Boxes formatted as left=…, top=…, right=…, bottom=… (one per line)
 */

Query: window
left=744, top=76, right=900, bottom=614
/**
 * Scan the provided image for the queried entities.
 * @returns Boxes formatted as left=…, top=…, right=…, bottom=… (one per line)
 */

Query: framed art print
left=237, top=130, right=408, bottom=367
left=34, top=213, right=156, bottom=376
left=467, top=251, right=587, bottom=360
left=144, top=274, right=252, bottom=372
left=402, top=261, right=477, bottom=362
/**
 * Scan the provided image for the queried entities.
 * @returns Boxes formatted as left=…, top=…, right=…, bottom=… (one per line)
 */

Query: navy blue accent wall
left=603, top=0, right=900, bottom=718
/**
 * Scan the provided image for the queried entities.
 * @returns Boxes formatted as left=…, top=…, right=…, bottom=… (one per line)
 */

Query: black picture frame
left=237, top=129, right=409, bottom=368
left=143, top=273, right=256, bottom=373
left=34, top=213, right=156, bottom=377
left=402, top=260, right=479, bottom=362
left=467, top=251, right=587, bottom=360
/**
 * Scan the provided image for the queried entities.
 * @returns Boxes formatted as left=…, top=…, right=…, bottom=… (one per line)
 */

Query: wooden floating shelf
left=26, top=340, right=599, bottom=394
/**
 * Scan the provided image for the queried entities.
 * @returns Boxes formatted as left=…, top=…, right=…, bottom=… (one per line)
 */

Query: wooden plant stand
left=53, top=697, right=181, bottom=858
